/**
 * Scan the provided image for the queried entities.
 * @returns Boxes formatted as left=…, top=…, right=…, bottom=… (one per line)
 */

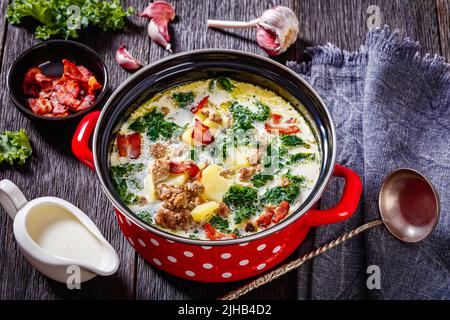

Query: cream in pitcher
left=0, top=179, right=119, bottom=283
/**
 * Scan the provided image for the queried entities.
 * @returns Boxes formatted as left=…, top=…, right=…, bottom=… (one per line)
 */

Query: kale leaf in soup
left=209, top=77, right=235, bottom=92
left=251, top=173, right=274, bottom=188
left=110, top=163, right=145, bottom=205
left=280, top=135, right=310, bottom=148
left=223, top=185, right=259, bottom=224
left=262, top=174, right=305, bottom=206
left=289, top=152, right=315, bottom=164
left=172, top=91, right=195, bottom=108
left=129, top=109, right=180, bottom=141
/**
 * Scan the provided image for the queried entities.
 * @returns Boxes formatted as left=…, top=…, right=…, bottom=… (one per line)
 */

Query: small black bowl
left=7, top=40, right=108, bottom=121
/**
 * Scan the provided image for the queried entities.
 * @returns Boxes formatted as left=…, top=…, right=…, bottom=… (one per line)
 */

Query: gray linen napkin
left=288, top=26, right=450, bottom=300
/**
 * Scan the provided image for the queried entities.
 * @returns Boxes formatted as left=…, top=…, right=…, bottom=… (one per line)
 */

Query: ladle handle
left=0, top=179, right=28, bottom=220
left=219, top=219, right=383, bottom=300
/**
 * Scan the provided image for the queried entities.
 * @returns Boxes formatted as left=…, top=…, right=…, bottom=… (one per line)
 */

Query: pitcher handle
left=0, top=180, right=28, bottom=220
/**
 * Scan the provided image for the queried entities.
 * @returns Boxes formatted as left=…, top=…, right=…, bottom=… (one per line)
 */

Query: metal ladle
left=220, top=168, right=440, bottom=300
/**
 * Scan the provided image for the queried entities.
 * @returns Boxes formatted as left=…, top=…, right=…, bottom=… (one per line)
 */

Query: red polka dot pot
left=72, top=50, right=362, bottom=282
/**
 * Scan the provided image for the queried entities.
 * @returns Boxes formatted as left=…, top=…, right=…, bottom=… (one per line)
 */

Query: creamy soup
left=109, top=78, right=321, bottom=240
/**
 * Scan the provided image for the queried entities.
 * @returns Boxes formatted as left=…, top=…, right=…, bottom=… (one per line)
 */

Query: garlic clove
left=138, top=1, right=175, bottom=21
left=139, top=1, right=175, bottom=52
left=116, top=45, right=143, bottom=71
left=147, top=19, right=173, bottom=52
left=258, top=6, right=299, bottom=55
left=256, top=26, right=280, bottom=56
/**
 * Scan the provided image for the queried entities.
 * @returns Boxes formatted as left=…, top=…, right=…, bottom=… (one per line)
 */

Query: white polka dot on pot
left=257, top=263, right=266, bottom=270
left=185, top=270, right=195, bottom=277
left=167, top=256, right=177, bottom=263
left=239, top=259, right=249, bottom=266
left=184, top=251, right=194, bottom=257
left=125, top=217, right=132, bottom=226
left=150, top=238, right=160, bottom=247
left=137, top=239, right=146, bottom=247
left=118, top=215, right=123, bottom=224
left=220, top=253, right=231, bottom=259
left=257, top=244, right=267, bottom=251
left=128, top=237, right=135, bottom=246
left=273, top=245, right=281, bottom=253
left=239, top=242, right=249, bottom=247
left=166, top=239, right=175, bottom=244
left=221, top=272, right=232, bottom=279
left=153, top=258, right=162, bottom=266
left=202, top=263, right=213, bottom=269
left=202, top=246, right=212, bottom=250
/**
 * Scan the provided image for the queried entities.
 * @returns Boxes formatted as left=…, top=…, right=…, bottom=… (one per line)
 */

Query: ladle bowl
left=379, top=169, right=439, bottom=243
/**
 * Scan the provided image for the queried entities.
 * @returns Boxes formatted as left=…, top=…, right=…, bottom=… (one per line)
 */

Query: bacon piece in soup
left=265, top=123, right=300, bottom=135
left=192, top=119, right=215, bottom=145
left=272, top=201, right=290, bottom=223
left=203, top=223, right=237, bottom=240
left=117, top=132, right=141, bottom=159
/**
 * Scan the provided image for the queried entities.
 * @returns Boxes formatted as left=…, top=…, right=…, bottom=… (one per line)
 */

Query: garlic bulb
left=116, top=45, right=143, bottom=71
left=207, top=6, right=299, bottom=56
left=138, top=1, right=175, bottom=52
left=257, top=6, right=299, bottom=55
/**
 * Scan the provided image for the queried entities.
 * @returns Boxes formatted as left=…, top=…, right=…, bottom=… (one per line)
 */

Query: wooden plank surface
left=0, top=0, right=8, bottom=64
left=0, top=0, right=446, bottom=300
left=294, top=0, right=442, bottom=58
left=437, top=0, right=450, bottom=61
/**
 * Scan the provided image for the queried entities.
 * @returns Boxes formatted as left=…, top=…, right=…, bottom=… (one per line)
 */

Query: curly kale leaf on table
left=6, top=0, right=135, bottom=40
left=0, top=129, right=32, bottom=165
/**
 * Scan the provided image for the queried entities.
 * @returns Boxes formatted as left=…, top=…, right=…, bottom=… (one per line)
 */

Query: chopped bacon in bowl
left=22, top=60, right=102, bottom=118
left=28, top=98, right=52, bottom=115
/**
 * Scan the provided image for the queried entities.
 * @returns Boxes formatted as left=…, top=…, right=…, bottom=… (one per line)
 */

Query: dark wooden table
left=0, top=0, right=448, bottom=300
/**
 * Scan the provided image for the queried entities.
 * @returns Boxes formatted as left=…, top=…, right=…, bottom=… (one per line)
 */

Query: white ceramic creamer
left=0, top=179, right=119, bottom=283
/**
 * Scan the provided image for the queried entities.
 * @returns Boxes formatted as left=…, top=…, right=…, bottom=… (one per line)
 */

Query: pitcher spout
left=85, top=244, right=120, bottom=276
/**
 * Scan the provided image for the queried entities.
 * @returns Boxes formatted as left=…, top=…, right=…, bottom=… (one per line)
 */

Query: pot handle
left=302, top=164, right=362, bottom=227
left=72, top=111, right=101, bottom=171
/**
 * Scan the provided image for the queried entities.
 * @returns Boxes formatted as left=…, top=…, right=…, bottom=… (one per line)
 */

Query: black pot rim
left=93, top=49, right=337, bottom=246
left=7, top=39, right=109, bottom=121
